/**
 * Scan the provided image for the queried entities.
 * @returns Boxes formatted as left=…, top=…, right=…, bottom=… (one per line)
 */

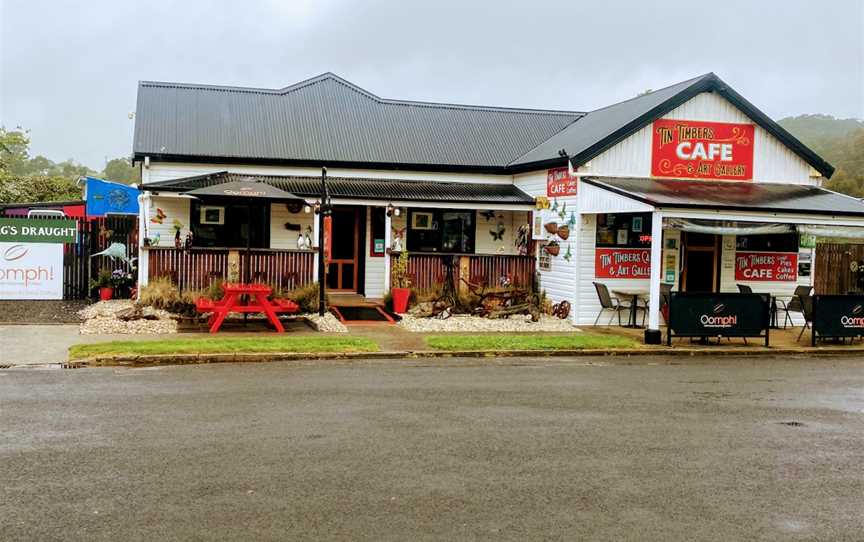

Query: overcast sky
left=1, top=0, right=862, bottom=170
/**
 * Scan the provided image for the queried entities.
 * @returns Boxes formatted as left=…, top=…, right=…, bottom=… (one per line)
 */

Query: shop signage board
left=0, top=242, right=64, bottom=299
left=811, top=295, right=864, bottom=346
left=595, top=248, right=650, bottom=279
left=0, top=218, right=77, bottom=243
left=667, top=292, right=770, bottom=346
left=734, top=252, right=797, bottom=281
left=546, top=167, right=578, bottom=197
left=651, top=119, right=755, bottom=181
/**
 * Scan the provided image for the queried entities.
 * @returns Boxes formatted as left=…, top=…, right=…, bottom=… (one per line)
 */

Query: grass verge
left=424, top=333, right=638, bottom=351
left=69, top=336, right=379, bottom=360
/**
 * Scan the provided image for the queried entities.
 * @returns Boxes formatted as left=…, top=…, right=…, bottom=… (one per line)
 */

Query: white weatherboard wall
left=514, top=170, right=579, bottom=317
left=144, top=196, right=191, bottom=247
left=270, top=204, right=314, bottom=250
left=585, top=92, right=815, bottom=184
left=364, top=207, right=386, bottom=298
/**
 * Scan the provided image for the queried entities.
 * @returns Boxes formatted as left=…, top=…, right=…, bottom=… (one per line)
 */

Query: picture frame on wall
left=617, top=229, right=628, bottom=245
left=199, top=206, right=225, bottom=225
left=411, top=212, right=434, bottom=230
left=632, top=216, right=643, bottom=232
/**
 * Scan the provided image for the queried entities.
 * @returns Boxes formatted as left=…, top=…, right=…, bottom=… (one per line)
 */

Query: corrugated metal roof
left=145, top=172, right=535, bottom=205
left=133, top=73, right=583, bottom=169
left=584, top=177, right=864, bottom=216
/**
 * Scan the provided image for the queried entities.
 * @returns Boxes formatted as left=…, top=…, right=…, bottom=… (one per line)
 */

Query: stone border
left=68, top=346, right=864, bottom=368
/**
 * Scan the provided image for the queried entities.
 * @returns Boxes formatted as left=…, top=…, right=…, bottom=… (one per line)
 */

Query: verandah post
left=645, top=210, right=664, bottom=344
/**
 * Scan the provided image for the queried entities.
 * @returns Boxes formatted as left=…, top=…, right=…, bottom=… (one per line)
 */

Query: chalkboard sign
left=811, top=295, right=864, bottom=345
left=668, top=293, right=770, bottom=346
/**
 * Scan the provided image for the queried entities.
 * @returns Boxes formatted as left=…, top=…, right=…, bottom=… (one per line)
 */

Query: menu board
left=734, top=252, right=798, bottom=282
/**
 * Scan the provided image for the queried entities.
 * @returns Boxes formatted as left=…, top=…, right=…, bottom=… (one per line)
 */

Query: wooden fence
left=147, top=247, right=315, bottom=292
left=814, top=243, right=864, bottom=294
left=23, top=214, right=138, bottom=299
left=398, top=253, right=536, bottom=292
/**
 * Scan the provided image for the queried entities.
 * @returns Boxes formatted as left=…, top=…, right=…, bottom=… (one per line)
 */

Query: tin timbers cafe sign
left=595, top=248, right=650, bottom=279
left=546, top=167, right=578, bottom=197
left=651, top=119, right=755, bottom=181
left=734, top=252, right=798, bottom=281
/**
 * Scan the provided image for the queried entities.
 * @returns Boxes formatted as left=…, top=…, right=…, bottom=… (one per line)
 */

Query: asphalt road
left=2, top=356, right=863, bottom=541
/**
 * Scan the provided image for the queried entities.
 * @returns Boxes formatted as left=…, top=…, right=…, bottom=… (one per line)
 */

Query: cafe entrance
left=681, top=232, right=720, bottom=293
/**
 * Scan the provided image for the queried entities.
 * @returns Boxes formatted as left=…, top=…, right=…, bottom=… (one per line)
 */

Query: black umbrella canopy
left=183, top=179, right=304, bottom=202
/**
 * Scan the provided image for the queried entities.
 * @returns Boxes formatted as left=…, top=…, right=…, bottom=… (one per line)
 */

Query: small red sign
left=546, top=167, right=578, bottom=197
left=323, top=215, right=332, bottom=264
left=735, top=252, right=798, bottom=282
left=651, top=119, right=755, bottom=181
left=595, top=248, right=651, bottom=279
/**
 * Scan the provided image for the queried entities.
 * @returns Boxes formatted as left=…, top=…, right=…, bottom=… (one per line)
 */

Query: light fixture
left=303, top=204, right=312, bottom=214
left=386, top=203, right=401, bottom=217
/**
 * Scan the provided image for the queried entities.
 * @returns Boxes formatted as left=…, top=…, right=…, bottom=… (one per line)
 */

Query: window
left=736, top=233, right=799, bottom=252
left=370, top=207, right=386, bottom=257
left=191, top=200, right=270, bottom=248
left=595, top=213, right=653, bottom=248
left=406, top=209, right=475, bottom=254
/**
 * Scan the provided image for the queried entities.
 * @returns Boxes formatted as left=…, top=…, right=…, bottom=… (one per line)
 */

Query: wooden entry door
left=682, top=232, right=720, bottom=293
left=326, top=208, right=360, bottom=292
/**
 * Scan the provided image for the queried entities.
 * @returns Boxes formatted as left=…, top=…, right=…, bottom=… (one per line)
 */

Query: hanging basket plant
left=557, top=224, right=570, bottom=240
left=544, top=222, right=559, bottom=234
left=544, top=240, right=561, bottom=256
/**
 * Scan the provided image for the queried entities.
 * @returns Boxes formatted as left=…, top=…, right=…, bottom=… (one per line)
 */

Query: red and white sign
left=595, top=248, right=651, bottom=279
left=735, top=252, right=797, bottom=282
left=546, top=167, right=578, bottom=197
left=322, top=215, right=332, bottom=264
left=651, top=119, right=755, bottom=181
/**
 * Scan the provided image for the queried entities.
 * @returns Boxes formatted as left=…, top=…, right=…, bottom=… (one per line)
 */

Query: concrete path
left=0, top=325, right=167, bottom=366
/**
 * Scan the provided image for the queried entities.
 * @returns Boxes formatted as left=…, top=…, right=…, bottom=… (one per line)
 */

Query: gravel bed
left=0, top=300, right=91, bottom=324
left=398, top=313, right=577, bottom=333
left=78, top=300, right=178, bottom=335
left=302, top=312, right=348, bottom=333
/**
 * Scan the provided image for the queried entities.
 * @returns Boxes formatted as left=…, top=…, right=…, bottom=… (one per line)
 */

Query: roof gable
left=509, top=73, right=834, bottom=178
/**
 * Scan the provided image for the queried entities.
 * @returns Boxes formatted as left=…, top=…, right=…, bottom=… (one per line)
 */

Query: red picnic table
left=195, top=282, right=299, bottom=334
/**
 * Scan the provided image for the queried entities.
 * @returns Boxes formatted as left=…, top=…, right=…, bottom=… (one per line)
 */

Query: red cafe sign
left=735, top=252, right=798, bottom=282
left=651, top=119, right=755, bottom=181
left=546, top=167, right=578, bottom=197
left=595, top=248, right=651, bottom=279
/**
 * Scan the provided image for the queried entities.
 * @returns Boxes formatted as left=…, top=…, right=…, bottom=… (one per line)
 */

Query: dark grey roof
left=133, top=72, right=833, bottom=178
left=143, top=172, right=534, bottom=206
left=508, top=73, right=834, bottom=178
left=584, top=177, right=864, bottom=216
left=133, top=73, right=582, bottom=170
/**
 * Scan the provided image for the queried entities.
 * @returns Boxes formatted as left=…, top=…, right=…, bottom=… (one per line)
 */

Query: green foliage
left=102, top=157, right=138, bottom=183
left=68, top=336, right=379, bottom=360
left=391, top=251, right=412, bottom=289
left=90, top=268, right=113, bottom=289
left=137, top=276, right=198, bottom=316
left=777, top=115, right=864, bottom=197
left=288, top=282, right=320, bottom=313
left=424, top=333, right=638, bottom=351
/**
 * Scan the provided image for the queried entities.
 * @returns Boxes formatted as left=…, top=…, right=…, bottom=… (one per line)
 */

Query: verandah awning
left=141, top=171, right=535, bottom=207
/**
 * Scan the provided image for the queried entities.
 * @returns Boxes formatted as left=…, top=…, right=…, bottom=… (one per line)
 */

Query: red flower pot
left=99, top=287, right=113, bottom=301
left=391, top=287, right=411, bottom=314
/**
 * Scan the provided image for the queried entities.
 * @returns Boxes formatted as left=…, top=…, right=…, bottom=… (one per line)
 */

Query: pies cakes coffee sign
left=651, top=119, right=755, bottom=181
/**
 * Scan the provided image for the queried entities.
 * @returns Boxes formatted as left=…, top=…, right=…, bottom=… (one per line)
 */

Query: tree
left=0, top=126, right=86, bottom=203
left=101, top=157, right=138, bottom=183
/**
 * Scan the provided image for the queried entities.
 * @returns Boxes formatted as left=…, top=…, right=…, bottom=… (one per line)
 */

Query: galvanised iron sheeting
left=584, top=177, right=864, bottom=216
left=133, top=73, right=583, bottom=169
left=145, top=172, right=535, bottom=205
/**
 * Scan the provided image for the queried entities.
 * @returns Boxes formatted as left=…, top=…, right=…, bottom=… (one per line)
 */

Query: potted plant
left=91, top=268, right=114, bottom=301
left=111, top=268, right=135, bottom=298
left=545, top=240, right=561, bottom=256
left=390, top=250, right=412, bottom=313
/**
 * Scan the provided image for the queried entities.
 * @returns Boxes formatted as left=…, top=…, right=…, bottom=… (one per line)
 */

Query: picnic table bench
left=195, top=282, right=299, bottom=334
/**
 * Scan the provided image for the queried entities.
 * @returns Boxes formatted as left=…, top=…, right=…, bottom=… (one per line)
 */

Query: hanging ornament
left=568, top=211, right=577, bottom=227
left=489, top=222, right=506, bottom=241
left=558, top=201, right=567, bottom=220
left=550, top=198, right=559, bottom=213
left=563, top=243, right=573, bottom=262
left=481, top=210, right=496, bottom=222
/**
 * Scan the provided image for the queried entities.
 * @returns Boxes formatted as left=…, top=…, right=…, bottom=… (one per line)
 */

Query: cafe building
left=132, top=71, right=864, bottom=342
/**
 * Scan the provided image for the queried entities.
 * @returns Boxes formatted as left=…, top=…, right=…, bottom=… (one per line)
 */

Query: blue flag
left=84, top=177, right=139, bottom=216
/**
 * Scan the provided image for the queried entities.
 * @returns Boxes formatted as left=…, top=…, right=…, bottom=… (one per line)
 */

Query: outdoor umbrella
left=183, top=179, right=306, bottom=284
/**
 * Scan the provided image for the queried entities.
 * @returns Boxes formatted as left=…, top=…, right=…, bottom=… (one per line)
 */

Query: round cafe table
left=612, top=288, right=649, bottom=328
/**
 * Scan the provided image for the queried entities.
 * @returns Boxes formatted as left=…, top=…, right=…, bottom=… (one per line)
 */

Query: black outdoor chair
left=737, top=284, right=753, bottom=294
left=593, top=282, right=643, bottom=326
left=798, top=294, right=814, bottom=341
left=660, top=283, right=673, bottom=324
left=779, top=285, right=814, bottom=328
